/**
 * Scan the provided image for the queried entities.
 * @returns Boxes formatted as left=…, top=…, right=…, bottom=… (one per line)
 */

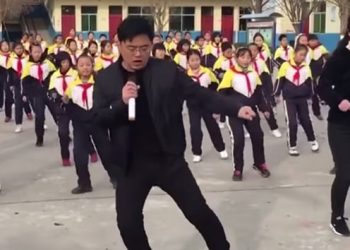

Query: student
left=169, top=31, right=182, bottom=58
left=112, top=33, right=119, bottom=57
left=203, top=32, right=222, bottom=68
left=173, top=39, right=191, bottom=70
left=308, top=34, right=329, bottom=121
left=213, top=42, right=236, bottom=81
left=192, top=35, right=206, bottom=57
left=152, top=34, right=162, bottom=45
left=76, top=33, right=85, bottom=52
left=274, top=45, right=319, bottom=156
left=48, top=34, right=66, bottom=56
left=86, top=40, right=99, bottom=60
left=203, top=31, right=212, bottom=46
left=99, top=34, right=107, bottom=43
left=65, top=28, right=77, bottom=44
left=218, top=47, right=271, bottom=181
left=253, top=33, right=272, bottom=70
left=95, top=40, right=118, bottom=72
left=35, top=34, right=48, bottom=52
left=21, top=33, right=30, bottom=52
left=274, top=34, right=294, bottom=68
left=66, top=38, right=81, bottom=67
left=152, top=43, right=171, bottom=60
left=49, top=52, right=78, bottom=166
left=249, top=43, right=282, bottom=138
left=0, top=41, right=10, bottom=116
left=22, top=42, right=57, bottom=146
left=63, top=54, right=116, bottom=193
left=163, top=35, right=173, bottom=56
left=184, top=31, right=194, bottom=45
left=186, top=49, right=228, bottom=163
left=7, top=42, right=33, bottom=133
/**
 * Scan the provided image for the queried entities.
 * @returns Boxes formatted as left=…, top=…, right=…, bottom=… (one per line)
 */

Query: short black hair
left=100, top=40, right=111, bottom=53
left=117, top=16, right=154, bottom=42
left=187, top=49, right=201, bottom=60
left=152, top=42, right=166, bottom=56
left=236, top=47, right=252, bottom=58
left=177, top=39, right=191, bottom=53
left=253, top=32, right=264, bottom=41
left=279, top=34, right=287, bottom=41
left=294, top=44, right=308, bottom=53
left=99, top=34, right=107, bottom=39
left=195, top=35, right=204, bottom=42
left=221, top=42, right=232, bottom=52
left=66, top=38, right=77, bottom=47
left=308, top=34, right=319, bottom=41
left=248, top=42, right=258, bottom=49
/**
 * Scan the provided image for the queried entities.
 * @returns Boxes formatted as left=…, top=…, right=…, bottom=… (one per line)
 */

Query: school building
left=0, top=0, right=343, bottom=51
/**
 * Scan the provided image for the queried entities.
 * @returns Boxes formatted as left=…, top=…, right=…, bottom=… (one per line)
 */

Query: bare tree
left=0, top=0, right=9, bottom=23
left=327, top=0, right=350, bottom=33
left=251, top=0, right=271, bottom=13
left=150, top=0, right=170, bottom=33
left=276, top=0, right=323, bottom=33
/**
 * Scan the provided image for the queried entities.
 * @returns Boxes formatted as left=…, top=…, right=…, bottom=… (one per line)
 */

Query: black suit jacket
left=93, top=58, right=242, bottom=174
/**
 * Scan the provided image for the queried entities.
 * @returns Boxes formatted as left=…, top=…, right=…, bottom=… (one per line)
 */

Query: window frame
left=169, top=6, right=195, bottom=31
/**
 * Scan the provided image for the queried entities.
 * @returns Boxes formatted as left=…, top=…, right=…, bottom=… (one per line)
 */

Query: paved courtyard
left=0, top=105, right=349, bottom=250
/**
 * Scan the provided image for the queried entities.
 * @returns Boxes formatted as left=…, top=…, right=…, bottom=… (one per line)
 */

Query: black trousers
left=72, top=121, right=114, bottom=187
left=56, top=104, right=97, bottom=159
left=116, top=154, right=230, bottom=250
left=329, top=122, right=350, bottom=218
left=311, top=78, right=321, bottom=117
left=188, top=107, right=225, bottom=155
left=13, top=80, right=32, bottom=125
left=261, top=73, right=278, bottom=130
left=32, top=95, right=57, bottom=140
left=0, top=73, right=4, bottom=109
left=227, top=115, right=265, bottom=171
left=283, top=98, right=316, bottom=148
left=4, top=80, right=13, bottom=119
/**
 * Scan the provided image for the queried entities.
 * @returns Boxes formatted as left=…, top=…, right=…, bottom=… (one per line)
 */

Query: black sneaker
left=330, top=166, right=337, bottom=175
left=35, top=140, right=43, bottom=147
left=330, top=216, right=350, bottom=236
left=253, top=163, right=271, bottom=178
left=232, top=170, right=243, bottom=181
left=71, top=186, right=93, bottom=194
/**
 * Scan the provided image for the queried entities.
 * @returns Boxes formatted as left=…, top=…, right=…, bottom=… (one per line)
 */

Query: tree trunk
left=254, top=0, right=263, bottom=13
left=292, top=22, right=301, bottom=34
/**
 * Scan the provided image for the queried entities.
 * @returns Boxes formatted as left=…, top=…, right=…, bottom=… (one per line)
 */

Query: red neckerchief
left=100, top=55, right=114, bottom=64
left=59, top=70, right=69, bottom=93
left=231, top=66, right=253, bottom=97
left=226, top=57, right=234, bottom=67
left=188, top=69, right=205, bottom=84
left=79, top=83, right=93, bottom=108
left=289, top=61, right=304, bottom=85
left=1, top=52, right=10, bottom=66
left=37, top=63, right=44, bottom=83
left=16, top=55, right=25, bottom=77
left=282, top=46, right=288, bottom=58
left=252, top=58, right=259, bottom=74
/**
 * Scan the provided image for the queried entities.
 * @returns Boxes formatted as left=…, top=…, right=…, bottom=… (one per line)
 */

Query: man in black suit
left=93, top=17, right=256, bottom=250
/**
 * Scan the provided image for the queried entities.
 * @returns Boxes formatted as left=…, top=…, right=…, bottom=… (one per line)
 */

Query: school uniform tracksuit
left=218, top=65, right=267, bottom=171
left=65, top=76, right=115, bottom=188
left=7, top=54, right=33, bottom=125
left=273, top=45, right=294, bottom=69
left=308, top=45, right=328, bottom=117
left=251, top=56, right=279, bottom=131
left=187, top=66, right=226, bottom=156
left=22, top=59, right=57, bottom=143
left=203, top=42, right=222, bottom=68
left=275, top=60, right=316, bottom=148
left=0, top=53, right=10, bottom=113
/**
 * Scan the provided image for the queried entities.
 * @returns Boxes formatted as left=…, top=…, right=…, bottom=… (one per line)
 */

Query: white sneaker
left=289, top=147, right=300, bottom=156
left=310, top=141, right=319, bottom=152
left=219, top=150, right=228, bottom=159
left=44, top=124, right=48, bottom=130
left=14, top=125, right=23, bottom=133
left=193, top=155, right=202, bottom=163
left=244, top=132, right=250, bottom=139
left=271, top=129, right=282, bottom=138
left=218, top=122, right=225, bottom=129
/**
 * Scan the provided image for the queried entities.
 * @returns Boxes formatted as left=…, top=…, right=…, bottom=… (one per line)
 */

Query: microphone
left=127, top=74, right=137, bottom=121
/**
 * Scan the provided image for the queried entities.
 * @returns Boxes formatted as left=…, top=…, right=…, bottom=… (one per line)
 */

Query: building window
left=239, top=7, right=252, bottom=31
left=128, top=6, right=154, bottom=27
left=81, top=6, right=97, bottom=31
left=313, top=2, right=326, bottom=33
left=109, top=6, right=122, bottom=15
left=169, top=7, right=195, bottom=31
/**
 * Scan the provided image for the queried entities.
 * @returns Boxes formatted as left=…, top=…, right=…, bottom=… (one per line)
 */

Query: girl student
left=48, top=34, right=66, bottom=56
left=49, top=51, right=98, bottom=166
left=63, top=54, right=117, bottom=193
left=203, top=32, right=223, bottom=68
left=0, top=40, right=11, bottom=120
left=253, top=33, right=272, bottom=71
left=7, top=42, right=34, bottom=133
left=21, top=42, right=57, bottom=146
left=173, top=39, right=191, bottom=70
left=217, top=47, right=271, bottom=181
left=274, top=45, right=319, bottom=156
left=186, top=49, right=228, bottom=163
left=191, top=35, right=206, bottom=57
left=94, top=40, right=118, bottom=72
left=66, top=38, right=81, bottom=67
left=84, top=40, right=99, bottom=63
left=248, top=43, right=282, bottom=138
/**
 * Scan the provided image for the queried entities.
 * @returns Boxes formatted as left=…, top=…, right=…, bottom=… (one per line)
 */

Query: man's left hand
left=238, top=106, right=256, bottom=120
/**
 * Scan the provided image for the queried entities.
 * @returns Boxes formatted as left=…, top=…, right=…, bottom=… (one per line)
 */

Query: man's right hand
left=338, top=99, right=350, bottom=112
left=122, top=81, right=139, bottom=104
left=238, top=106, right=256, bottom=121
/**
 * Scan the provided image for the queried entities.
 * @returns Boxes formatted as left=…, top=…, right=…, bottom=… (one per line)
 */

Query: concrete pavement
left=0, top=105, right=349, bottom=250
